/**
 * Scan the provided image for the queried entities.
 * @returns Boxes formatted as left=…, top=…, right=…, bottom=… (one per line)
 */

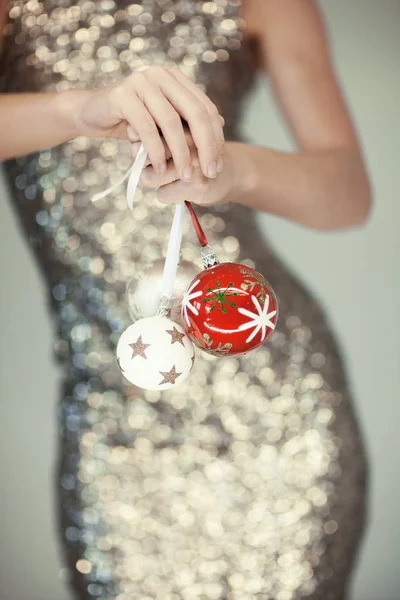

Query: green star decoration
left=202, top=280, right=238, bottom=314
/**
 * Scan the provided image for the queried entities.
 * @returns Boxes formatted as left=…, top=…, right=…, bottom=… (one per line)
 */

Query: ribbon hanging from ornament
left=91, top=142, right=148, bottom=209
left=92, top=143, right=184, bottom=313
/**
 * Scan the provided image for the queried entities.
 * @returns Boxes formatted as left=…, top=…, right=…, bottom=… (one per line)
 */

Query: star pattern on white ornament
left=166, top=326, right=186, bottom=346
left=182, top=279, right=202, bottom=326
left=129, top=335, right=151, bottom=359
left=237, top=294, right=277, bottom=344
left=159, top=365, right=182, bottom=385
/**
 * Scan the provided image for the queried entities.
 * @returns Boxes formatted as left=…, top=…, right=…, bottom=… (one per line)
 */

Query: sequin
left=1, top=0, right=367, bottom=598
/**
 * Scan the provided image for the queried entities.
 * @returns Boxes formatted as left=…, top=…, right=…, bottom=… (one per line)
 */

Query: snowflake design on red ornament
left=182, top=279, right=203, bottom=326
left=203, top=333, right=233, bottom=356
left=238, top=294, right=277, bottom=343
left=240, top=268, right=270, bottom=304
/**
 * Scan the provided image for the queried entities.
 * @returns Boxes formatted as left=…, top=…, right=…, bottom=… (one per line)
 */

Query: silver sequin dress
left=0, top=2, right=367, bottom=599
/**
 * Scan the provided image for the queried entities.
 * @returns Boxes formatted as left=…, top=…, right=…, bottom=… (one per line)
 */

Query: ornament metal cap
left=201, top=244, right=219, bottom=269
left=155, top=294, right=172, bottom=318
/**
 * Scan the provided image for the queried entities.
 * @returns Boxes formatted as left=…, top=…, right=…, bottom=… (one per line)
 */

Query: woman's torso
left=0, top=3, right=367, bottom=599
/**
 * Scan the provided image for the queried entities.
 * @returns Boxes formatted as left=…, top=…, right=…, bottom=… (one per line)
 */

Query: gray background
left=1, top=1, right=399, bottom=599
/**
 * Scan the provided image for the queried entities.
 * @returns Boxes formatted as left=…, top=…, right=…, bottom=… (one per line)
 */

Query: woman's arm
left=228, top=142, right=371, bottom=230
left=0, top=0, right=224, bottom=178
left=0, top=5, right=86, bottom=158
left=114, top=0, right=372, bottom=231
left=0, top=91, right=89, bottom=159
left=237, top=0, right=372, bottom=229
left=0, top=70, right=225, bottom=181
left=140, top=0, right=371, bottom=230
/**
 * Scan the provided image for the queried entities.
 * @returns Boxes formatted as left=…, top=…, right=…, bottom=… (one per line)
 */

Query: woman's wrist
left=227, top=142, right=258, bottom=204
left=55, top=89, right=93, bottom=139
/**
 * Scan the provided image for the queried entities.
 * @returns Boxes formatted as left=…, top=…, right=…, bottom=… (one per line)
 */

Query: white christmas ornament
left=116, top=316, right=195, bottom=391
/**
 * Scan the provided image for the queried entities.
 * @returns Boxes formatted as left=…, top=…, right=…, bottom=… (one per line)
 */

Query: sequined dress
left=0, top=2, right=367, bottom=599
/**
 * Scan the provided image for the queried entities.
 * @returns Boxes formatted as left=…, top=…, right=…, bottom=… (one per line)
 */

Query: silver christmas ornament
left=126, top=259, right=200, bottom=325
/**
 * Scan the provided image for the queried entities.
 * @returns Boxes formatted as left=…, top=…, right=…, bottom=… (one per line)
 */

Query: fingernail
left=217, top=156, right=224, bottom=173
left=207, top=160, right=217, bottom=178
left=182, top=165, right=193, bottom=182
left=157, top=162, right=167, bottom=175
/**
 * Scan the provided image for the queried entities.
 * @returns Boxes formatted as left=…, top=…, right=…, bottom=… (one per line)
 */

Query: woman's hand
left=134, top=136, right=249, bottom=207
left=76, top=66, right=224, bottom=181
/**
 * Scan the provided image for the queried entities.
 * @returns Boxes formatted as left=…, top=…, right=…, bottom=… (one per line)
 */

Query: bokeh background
left=1, top=1, right=399, bottom=599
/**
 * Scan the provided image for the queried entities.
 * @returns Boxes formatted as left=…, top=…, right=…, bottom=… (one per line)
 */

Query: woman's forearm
left=0, top=91, right=87, bottom=160
left=0, top=70, right=225, bottom=178
left=236, top=143, right=372, bottom=230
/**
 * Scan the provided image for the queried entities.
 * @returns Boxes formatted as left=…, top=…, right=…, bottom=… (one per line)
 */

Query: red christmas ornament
left=181, top=256, right=278, bottom=357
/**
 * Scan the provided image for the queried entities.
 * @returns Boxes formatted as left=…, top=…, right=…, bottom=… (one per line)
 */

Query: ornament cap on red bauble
left=181, top=262, right=278, bottom=357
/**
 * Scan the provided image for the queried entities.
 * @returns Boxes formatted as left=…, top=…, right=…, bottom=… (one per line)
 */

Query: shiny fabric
left=0, top=1, right=367, bottom=599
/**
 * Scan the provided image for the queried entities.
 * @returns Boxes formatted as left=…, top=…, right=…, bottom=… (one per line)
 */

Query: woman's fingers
left=170, top=67, right=225, bottom=172
left=132, top=73, right=193, bottom=181
left=126, top=124, right=140, bottom=143
left=131, top=127, right=197, bottom=167
left=108, top=66, right=225, bottom=178
left=114, top=86, right=167, bottom=174
left=144, top=67, right=223, bottom=179
left=141, top=159, right=179, bottom=189
left=156, top=160, right=208, bottom=205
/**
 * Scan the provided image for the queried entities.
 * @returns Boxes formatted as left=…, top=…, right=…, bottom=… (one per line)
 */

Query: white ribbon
left=91, top=143, right=185, bottom=309
left=91, top=142, right=148, bottom=209
left=160, top=202, right=184, bottom=302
